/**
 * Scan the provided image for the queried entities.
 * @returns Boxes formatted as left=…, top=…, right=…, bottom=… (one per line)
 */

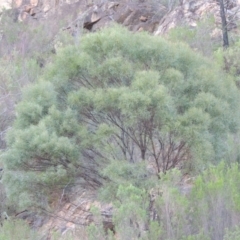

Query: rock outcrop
left=3, top=0, right=239, bottom=36
left=155, top=0, right=240, bottom=35
left=38, top=189, right=114, bottom=238
left=0, top=1, right=11, bottom=11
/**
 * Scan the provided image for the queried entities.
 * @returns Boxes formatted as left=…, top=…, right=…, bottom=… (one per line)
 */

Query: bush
left=97, top=163, right=240, bottom=240
left=2, top=25, right=239, bottom=210
left=0, top=219, right=39, bottom=240
left=189, top=163, right=240, bottom=240
left=168, top=16, right=219, bottom=56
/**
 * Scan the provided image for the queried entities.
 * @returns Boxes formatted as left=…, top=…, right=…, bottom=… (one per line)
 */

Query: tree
left=218, top=0, right=229, bottom=48
left=2, top=25, right=239, bottom=209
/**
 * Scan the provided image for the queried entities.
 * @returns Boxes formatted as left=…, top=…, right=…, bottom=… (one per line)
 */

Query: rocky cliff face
left=155, top=0, right=240, bottom=35
left=3, top=0, right=240, bottom=37
left=0, top=1, right=11, bottom=10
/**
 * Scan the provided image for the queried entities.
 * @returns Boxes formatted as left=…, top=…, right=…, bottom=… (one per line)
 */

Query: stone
left=66, top=222, right=75, bottom=229
left=108, top=2, right=119, bottom=10
left=20, top=11, right=29, bottom=21
left=139, top=15, right=148, bottom=22
left=0, top=0, right=11, bottom=10
left=15, top=0, right=23, bottom=8
left=24, top=5, right=31, bottom=13
left=30, top=0, right=38, bottom=7
left=115, top=5, right=133, bottom=24
left=91, top=12, right=101, bottom=23
left=30, top=8, right=36, bottom=16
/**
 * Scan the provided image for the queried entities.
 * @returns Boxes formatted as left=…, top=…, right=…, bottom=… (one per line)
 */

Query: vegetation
left=2, top=25, right=239, bottom=211
left=168, top=16, right=218, bottom=56
left=0, top=219, right=39, bottom=240
left=97, top=163, right=240, bottom=240
left=1, top=2, right=240, bottom=239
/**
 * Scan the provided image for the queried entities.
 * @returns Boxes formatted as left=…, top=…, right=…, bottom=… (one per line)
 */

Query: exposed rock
left=2, top=0, right=240, bottom=37
left=40, top=189, right=114, bottom=237
left=5, top=0, right=167, bottom=34
left=155, top=0, right=240, bottom=35
left=0, top=1, right=11, bottom=10
left=83, top=6, right=104, bottom=30
left=30, top=0, right=38, bottom=7
left=107, top=2, right=119, bottom=10
left=140, top=15, right=148, bottom=22
left=24, top=5, right=32, bottom=13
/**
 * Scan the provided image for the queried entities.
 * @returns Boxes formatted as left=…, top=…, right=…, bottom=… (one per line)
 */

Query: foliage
left=87, top=222, right=106, bottom=240
left=224, top=226, right=240, bottom=240
left=0, top=219, right=39, bottom=240
left=215, top=39, right=240, bottom=89
left=0, top=8, right=72, bottom=59
left=189, top=162, right=240, bottom=239
left=168, top=16, right=219, bottom=56
left=96, top=163, right=240, bottom=240
left=1, top=2, right=240, bottom=239
left=112, top=184, right=149, bottom=239
left=2, top=25, right=239, bottom=210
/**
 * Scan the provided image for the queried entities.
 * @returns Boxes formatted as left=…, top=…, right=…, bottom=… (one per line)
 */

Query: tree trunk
left=219, top=0, right=229, bottom=48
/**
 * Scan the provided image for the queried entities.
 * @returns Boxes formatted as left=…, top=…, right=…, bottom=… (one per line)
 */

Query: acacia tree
left=2, top=26, right=239, bottom=209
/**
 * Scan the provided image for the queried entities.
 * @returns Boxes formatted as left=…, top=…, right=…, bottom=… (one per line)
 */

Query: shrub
left=2, top=25, right=239, bottom=209
left=0, top=219, right=39, bottom=240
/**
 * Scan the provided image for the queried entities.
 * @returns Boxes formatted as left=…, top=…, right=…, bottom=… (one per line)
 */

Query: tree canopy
left=2, top=25, right=240, bottom=209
